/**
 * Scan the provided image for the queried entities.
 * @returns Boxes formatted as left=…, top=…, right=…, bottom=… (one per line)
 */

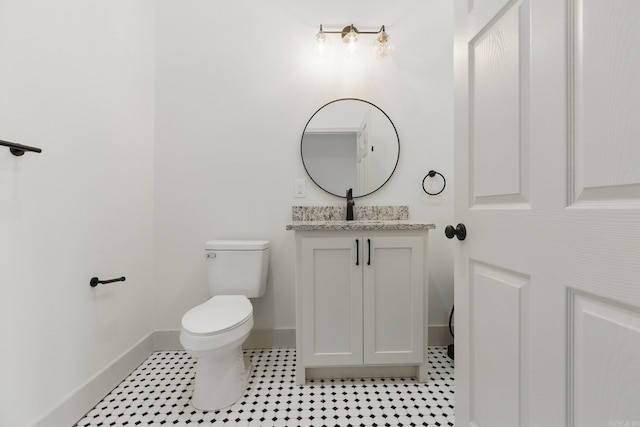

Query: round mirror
left=301, top=98, right=399, bottom=198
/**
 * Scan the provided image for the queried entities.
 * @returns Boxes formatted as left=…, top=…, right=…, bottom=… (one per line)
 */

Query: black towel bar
left=0, top=139, right=43, bottom=156
left=90, top=276, right=126, bottom=287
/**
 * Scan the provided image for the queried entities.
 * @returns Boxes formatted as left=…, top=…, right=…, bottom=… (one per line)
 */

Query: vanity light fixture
left=316, top=24, right=393, bottom=59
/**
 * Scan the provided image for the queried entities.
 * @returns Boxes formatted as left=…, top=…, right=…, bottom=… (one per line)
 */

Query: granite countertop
left=286, top=206, right=435, bottom=231
left=286, top=220, right=435, bottom=231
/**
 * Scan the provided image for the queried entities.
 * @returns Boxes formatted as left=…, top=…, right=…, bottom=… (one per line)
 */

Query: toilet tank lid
left=205, top=240, right=269, bottom=250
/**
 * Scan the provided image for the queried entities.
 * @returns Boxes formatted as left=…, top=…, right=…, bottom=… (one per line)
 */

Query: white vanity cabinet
left=293, top=229, right=430, bottom=384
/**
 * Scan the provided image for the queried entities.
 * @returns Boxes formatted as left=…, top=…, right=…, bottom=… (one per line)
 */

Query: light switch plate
left=294, top=178, right=306, bottom=198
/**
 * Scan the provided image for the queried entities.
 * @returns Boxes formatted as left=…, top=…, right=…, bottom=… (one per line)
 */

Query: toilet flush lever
left=206, top=253, right=216, bottom=258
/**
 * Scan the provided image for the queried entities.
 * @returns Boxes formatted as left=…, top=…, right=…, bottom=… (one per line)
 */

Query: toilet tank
left=205, top=240, right=269, bottom=298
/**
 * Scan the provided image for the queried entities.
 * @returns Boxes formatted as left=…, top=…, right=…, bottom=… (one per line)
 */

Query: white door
left=454, top=1, right=640, bottom=426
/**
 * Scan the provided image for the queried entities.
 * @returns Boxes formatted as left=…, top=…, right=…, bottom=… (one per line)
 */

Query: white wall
left=0, top=2, right=155, bottom=426
left=154, top=0, right=454, bottom=334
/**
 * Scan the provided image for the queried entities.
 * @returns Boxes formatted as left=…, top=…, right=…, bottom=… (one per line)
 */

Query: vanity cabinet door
left=300, top=236, right=363, bottom=366
left=363, top=235, right=424, bottom=365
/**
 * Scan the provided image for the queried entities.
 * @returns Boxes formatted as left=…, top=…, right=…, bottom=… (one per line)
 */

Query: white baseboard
left=428, top=325, right=454, bottom=346
left=30, top=333, right=154, bottom=427
left=244, top=328, right=296, bottom=349
left=152, top=328, right=297, bottom=351
left=153, top=326, right=451, bottom=351
left=153, top=329, right=183, bottom=350
left=33, top=326, right=451, bottom=426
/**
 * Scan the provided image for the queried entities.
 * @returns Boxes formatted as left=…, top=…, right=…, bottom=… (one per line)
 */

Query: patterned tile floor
left=75, top=347, right=454, bottom=426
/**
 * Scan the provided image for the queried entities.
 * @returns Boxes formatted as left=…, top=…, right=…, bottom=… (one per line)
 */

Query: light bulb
left=374, top=26, right=393, bottom=59
left=316, top=25, right=327, bottom=57
left=343, top=26, right=359, bottom=58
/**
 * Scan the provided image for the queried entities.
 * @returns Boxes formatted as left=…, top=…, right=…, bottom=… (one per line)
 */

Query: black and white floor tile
left=75, top=347, right=454, bottom=426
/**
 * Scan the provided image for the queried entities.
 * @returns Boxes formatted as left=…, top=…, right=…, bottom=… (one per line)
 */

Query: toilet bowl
left=179, top=240, right=269, bottom=411
left=181, top=295, right=253, bottom=410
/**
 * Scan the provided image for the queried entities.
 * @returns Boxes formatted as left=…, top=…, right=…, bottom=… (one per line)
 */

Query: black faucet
left=346, top=188, right=355, bottom=221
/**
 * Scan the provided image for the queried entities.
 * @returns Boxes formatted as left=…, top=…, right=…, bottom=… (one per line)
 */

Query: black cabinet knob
left=445, top=223, right=466, bottom=241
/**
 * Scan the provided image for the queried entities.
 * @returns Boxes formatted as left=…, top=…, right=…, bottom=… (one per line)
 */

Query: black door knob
left=445, top=223, right=466, bottom=241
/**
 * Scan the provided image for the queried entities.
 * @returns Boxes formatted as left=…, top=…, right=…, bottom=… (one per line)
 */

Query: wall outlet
left=294, top=178, right=306, bottom=198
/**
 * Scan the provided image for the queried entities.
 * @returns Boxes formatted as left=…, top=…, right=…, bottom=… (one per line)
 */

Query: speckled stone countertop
left=286, top=206, right=435, bottom=231
left=286, top=220, right=435, bottom=231
left=291, top=205, right=409, bottom=222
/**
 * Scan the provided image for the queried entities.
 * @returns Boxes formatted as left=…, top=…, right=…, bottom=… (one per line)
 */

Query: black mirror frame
left=300, top=98, right=400, bottom=199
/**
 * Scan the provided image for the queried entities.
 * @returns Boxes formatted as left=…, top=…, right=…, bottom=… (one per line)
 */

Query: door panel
left=300, top=237, right=363, bottom=366
left=470, top=0, right=530, bottom=207
left=572, top=0, right=640, bottom=206
left=570, top=292, right=640, bottom=427
left=470, top=261, right=529, bottom=427
left=371, top=247, right=413, bottom=352
left=363, top=236, right=423, bottom=365
left=469, top=0, right=518, bottom=37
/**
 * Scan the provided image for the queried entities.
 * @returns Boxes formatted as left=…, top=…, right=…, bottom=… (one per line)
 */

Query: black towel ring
left=422, top=170, right=446, bottom=196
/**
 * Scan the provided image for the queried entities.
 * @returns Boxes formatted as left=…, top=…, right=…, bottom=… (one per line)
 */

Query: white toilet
left=180, top=239, right=269, bottom=411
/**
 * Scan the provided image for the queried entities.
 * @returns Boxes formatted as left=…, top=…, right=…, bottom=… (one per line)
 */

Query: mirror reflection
left=301, top=98, right=399, bottom=198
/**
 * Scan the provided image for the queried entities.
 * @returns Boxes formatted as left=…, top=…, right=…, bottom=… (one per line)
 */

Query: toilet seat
left=182, top=295, right=252, bottom=336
